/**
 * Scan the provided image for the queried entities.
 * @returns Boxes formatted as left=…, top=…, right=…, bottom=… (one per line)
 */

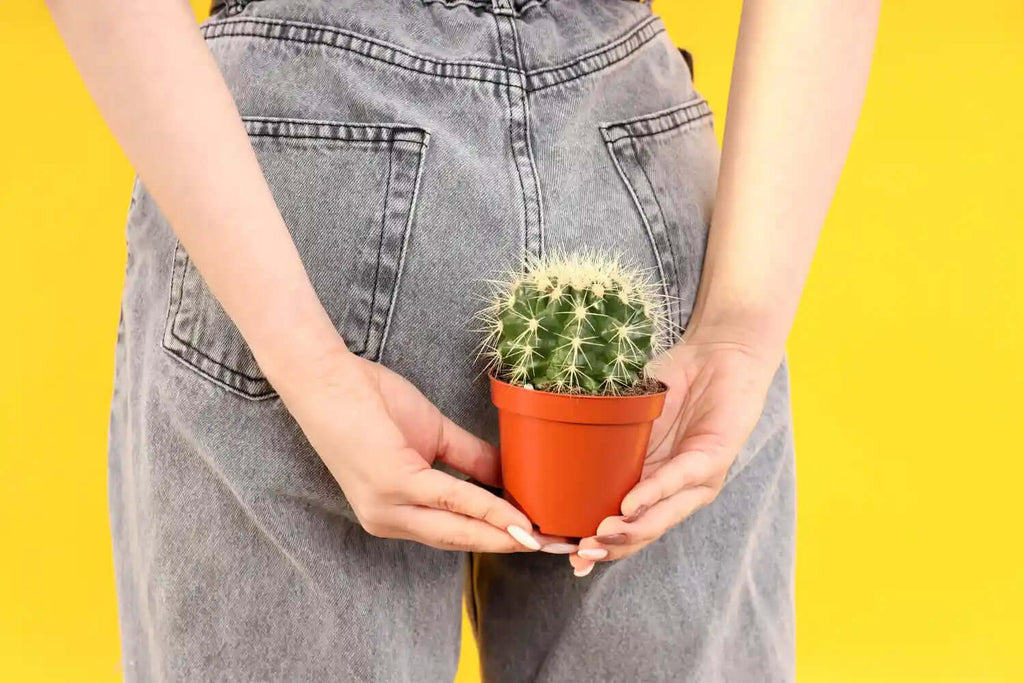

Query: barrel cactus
left=480, top=253, right=671, bottom=395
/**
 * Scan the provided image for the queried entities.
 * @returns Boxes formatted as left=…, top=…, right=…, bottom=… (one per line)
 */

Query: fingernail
left=577, top=548, right=608, bottom=560
left=541, top=543, right=578, bottom=555
left=573, top=564, right=594, bottom=578
left=623, top=504, right=648, bottom=523
left=507, top=525, right=541, bottom=550
left=595, top=533, right=628, bottom=545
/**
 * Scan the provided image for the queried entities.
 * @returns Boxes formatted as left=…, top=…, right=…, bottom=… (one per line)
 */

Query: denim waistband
left=210, top=0, right=649, bottom=20
left=201, top=0, right=665, bottom=77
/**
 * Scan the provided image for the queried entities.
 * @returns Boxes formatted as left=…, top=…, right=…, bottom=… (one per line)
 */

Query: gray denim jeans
left=109, top=0, right=796, bottom=680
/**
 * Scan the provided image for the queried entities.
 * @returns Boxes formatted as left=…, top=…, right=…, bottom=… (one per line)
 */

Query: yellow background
left=2, top=1, right=1022, bottom=680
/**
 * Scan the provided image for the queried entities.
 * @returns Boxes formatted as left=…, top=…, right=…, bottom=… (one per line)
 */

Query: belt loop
left=224, top=0, right=251, bottom=15
left=491, top=0, right=515, bottom=17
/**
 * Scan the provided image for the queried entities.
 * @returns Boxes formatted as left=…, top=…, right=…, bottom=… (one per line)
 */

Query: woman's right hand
left=275, top=343, right=551, bottom=553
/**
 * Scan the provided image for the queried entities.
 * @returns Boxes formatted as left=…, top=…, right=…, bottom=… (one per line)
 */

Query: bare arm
left=45, top=0, right=335, bottom=379
left=692, top=0, right=881, bottom=358
left=572, top=0, right=881, bottom=571
left=47, top=0, right=548, bottom=553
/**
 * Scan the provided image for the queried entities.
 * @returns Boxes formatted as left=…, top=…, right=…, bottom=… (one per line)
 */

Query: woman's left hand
left=569, top=327, right=780, bottom=576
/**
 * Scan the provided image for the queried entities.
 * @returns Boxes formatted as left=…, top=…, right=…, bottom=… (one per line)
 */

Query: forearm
left=46, top=0, right=341, bottom=385
left=689, top=0, right=880, bottom=359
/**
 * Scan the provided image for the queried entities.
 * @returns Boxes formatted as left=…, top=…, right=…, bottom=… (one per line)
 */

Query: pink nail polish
left=623, top=504, right=648, bottom=523
left=595, top=533, right=628, bottom=545
left=573, top=564, right=594, bottom=578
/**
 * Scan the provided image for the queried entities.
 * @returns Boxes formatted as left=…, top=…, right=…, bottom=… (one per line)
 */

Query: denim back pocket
left=600, top=98, right=718, bottom=333
left=162, top=117, right=430, bottom=400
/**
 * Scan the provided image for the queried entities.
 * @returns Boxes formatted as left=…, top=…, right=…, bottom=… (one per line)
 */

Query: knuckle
left=435, top=532, right=472, bottom=550
left=655, top=476, right=674, bottom=502
left=354, top=505, right=389, bottom=538
left=434, top=491, right=461, bottom=514
left=478, top=499, right=502, bottom=526
left=700, top=485, right=720, bottom=507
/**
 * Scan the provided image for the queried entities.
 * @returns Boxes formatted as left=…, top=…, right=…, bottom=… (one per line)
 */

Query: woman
left=48, top=0, right=878, bottom=680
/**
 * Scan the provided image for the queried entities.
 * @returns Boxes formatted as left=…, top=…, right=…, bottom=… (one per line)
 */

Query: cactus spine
left=481, top=253, right=669, bottom=395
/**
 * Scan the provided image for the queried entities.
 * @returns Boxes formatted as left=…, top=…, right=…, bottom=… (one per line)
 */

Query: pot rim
left=489, top=373, right=667, bottom=425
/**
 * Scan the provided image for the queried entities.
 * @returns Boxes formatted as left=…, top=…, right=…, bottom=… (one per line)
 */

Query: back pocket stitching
left=162, top=242, right=278, bottom=399
left=600, top=97, right=712, bottom=142
left=600, top=97, right=714, bottom=334
left=161, top=119, right=429, bottom=400
left=600, top=134, right=673, bottom=327
left=377, top=137, right=430, bottom=360
left=631, top=134, right=682, bottom=322
left=359, top=142, right=394, bottom=354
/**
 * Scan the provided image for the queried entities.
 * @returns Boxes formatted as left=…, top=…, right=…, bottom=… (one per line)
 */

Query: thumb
left=436, top=416, right=502, bottom=487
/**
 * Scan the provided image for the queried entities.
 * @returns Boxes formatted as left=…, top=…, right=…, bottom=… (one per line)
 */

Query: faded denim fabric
left=109, top=0, right=795, bottom=680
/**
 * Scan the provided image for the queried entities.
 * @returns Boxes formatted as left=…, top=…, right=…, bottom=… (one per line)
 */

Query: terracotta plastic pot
left=490, top=375, right=667, bottom=538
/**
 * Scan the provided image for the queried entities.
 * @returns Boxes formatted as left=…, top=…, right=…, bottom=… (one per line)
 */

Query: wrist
left=246, top=292, right=351, bottom=394
left=681, top=304, right=788, bottom=370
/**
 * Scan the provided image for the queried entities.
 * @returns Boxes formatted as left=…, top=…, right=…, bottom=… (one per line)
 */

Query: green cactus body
left=481, top=254, right=668, bottom=395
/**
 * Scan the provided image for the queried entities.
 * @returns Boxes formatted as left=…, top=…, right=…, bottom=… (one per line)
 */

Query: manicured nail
left=595, top=533, right=628, bottom=545
left=573, top=564, right=594, bottom=578
left=577, top=548, right=608, bottom=560
left=623, top=504, right=648, bottom=523
left=541, top=543, right=578, bottom=554
left=507, top=525, right=541, bottom=550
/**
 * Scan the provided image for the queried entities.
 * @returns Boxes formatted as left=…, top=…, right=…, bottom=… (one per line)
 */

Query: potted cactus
left=480, top=253, right=670, bottom=537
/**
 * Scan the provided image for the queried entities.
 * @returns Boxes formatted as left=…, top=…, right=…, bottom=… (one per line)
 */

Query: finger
left=535, top=531, right=579, bottom=555
left=403, top=468, right=541, bottom=550
left=585, top=487, right=715, bottom=561
left=575, top=536, right=610, bottom=563
left=582, top=516, right=651, bottom=562
left=621, top=449, right=723, bottom=519
left=387, top=506, right=530, bottom=553
left=568, top=531, right=614, bottom=576
left=568, top=552, right=596, bottom=577
left=621, top=487, right=715, bottom=548
left=435, top=416, right=502, bottom=487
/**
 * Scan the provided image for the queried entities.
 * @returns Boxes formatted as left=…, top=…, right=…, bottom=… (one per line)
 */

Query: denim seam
left=162, top=344, right=277, bottom=401
left=201, top=18, right=513, bottom=87
left=379, top=134, right=430, bottom=361
left=607, top=114, right=713, bottom=143
left=609, top=98, right=712, bottom=129
left=509, top=16, right=545, bottom=257
left=163, top=245, right=278, bottom=400
left=203, top=15, right=511, bottom=71
left=169, top=254, right=270, bottom=383
left=162, top=123, right=428, bottom=399
left=491, top=11, right=530, bottom=261
left=600, top=99, right=713, bottom=142
left=363, top=144, right=395, bottom=353
left=245, top=127, right=426, bottom=143
left=528, top=15, right=661, bottom=77
left=600, top=136, right=672, bottom=316
left=168, top=145, right=427, bottom=370
left=630, top=136, right=681, bottom=330
left=200, top=15, right=666, bottom=92
left=525, top=17, right=665, bottom=92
